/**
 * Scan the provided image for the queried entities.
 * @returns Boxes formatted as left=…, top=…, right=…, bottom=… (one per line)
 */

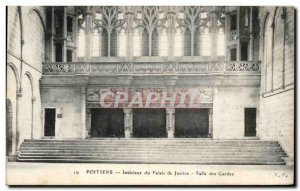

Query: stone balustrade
left=42, top=61, right=261, bottom=75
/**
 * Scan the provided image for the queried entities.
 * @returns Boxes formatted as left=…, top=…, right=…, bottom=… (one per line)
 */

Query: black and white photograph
left=4, top=3, right=295, bottom=186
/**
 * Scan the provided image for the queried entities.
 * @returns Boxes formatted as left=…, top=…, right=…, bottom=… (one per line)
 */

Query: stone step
left=23, top=139, right=278, bottom=144
left=19, top=150, right=284, bottom=156
left=20, top=146, right=282, bottom=152
left=18, top=154, right=284, bottom=161
left=19, top=150, right=285, bottom=155
left=18, top=139, right=287, bottom=165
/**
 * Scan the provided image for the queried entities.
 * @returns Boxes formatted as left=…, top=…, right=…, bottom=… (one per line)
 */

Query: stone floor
left=6, top=162, right=294, bottom=185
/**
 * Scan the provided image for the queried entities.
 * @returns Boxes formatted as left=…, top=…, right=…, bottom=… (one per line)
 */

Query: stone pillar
left=167, top=10, right=176, bottom=61
left=49, top=7, right=55, bottom=62
left=224, top=11, right=231, bottom=61
left=125, top=11, right=134, bottom=62
left=208, top=108, right=213, bottom=138
left=249, top=7, right=253, bottom=61
left=15, top=89, right=22, bottom=154
left=210, top=11, right=218, bottom=60
left=85, top=7, right=93, bottom=61
left=31, top=96, right=36, bottom=139
left=86, top=108, right=92, bottom=138
left=123, top=108, right=133, bottom=138
left=236, top=7, right=241, bottom=61
left=166, top=108, right=175, bottom=138
left=80, top=87, right=86, bottom=139
left=62, top=7, right=67, bottom=62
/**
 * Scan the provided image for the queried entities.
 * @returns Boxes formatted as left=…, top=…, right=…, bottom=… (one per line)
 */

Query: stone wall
left=40, top=87, right=84, bottom=139
left=7, top=6, right=46, bottom=153
left=258, top=7, right=294, bottom=160
left=213, top=86, right=260, bottom=139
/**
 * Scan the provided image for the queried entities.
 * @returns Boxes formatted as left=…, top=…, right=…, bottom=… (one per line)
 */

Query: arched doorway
left=6, top=99, right=13, bottom=157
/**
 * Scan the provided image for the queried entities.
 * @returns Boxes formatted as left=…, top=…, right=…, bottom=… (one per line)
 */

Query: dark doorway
left=90, top=109, right=124, bottom=138
left=230, top=14, right=237, bottom=31
left=44, top=108, right=56, bottom=137
left=241, top=42, right=249, bottom=61
left=230, top=48, right=237, bottom=61
left=6, top=99, right=13, bottom=156
left=133, top=109, right=166, bottom=138
left=67, top=49, right=73, bottom=62
left=55, top=43, right=62, bottom=62
left=175, top=109, right=209, bottom=138
left=245, top=108, right=256, bottom=136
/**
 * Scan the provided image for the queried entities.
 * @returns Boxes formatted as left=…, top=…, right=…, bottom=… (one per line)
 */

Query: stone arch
left=7, top=63, right=19, bottom=154
left=23, top=8, right=46, bottom=71
left=24, top=71, right=34, bottom=97
left=20, top=73, right=34, bottom=141
left=24, top=8, right=46, bottom=32
left=7, top=63, right=20, bottom=90
left=7, top=7, right=22, bottom=57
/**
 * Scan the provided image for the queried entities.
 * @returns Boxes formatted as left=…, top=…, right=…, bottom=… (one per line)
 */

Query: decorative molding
left=43, top=61, right=261, bottom=75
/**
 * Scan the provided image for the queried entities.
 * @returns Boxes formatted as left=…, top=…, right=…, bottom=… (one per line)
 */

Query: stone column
left=208, top=108, right=213, bottom=138
left=123, top=108, right=133, bottom=138
left=166, top=10, right=176, bottom=61
left=31, top=96, right=36, bottom=139
left=85, top=108, right=92, bottom=138
left=85, top=7, right=93, bottom=61
left=15, top=89, right=22, bottom=154
left=62, top=6, right=67, bottom=62
left=125, top=11, right=134, bottom=62
left=210, top=10, right=218, bottom=60
left=224, top=10, right=231, bottom=61
left=236, top=7, right=241, bottom=61
left=50, top=7, right=55, bottom=62
left=249, top=7, right=253, bottom=61
left=80, top=87, right=86, bottom=139
left=166, top=108, right=175, bottom=138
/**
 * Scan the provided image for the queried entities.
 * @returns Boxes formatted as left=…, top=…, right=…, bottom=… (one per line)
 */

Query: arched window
left=196, top=27, right=211, bottom=56
left=117, top=29, right=126, bottom=57
left=273, top=8, right=285, bottom=89
left=174, top=28, right=184, bottom=57
left=91, top=29, right=100, bottom=57
left=263, top=14, right=273, bottom=92
left=133, top=28, right=143, bottom=57
left=158, top=28, right=168, bottom=57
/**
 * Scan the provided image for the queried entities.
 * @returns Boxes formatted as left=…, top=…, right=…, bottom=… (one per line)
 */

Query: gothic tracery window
left=75, top=6, right=226, bottom=59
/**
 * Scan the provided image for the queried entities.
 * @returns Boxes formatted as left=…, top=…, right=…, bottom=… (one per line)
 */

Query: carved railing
left=42, top=61, right=260, bottom=75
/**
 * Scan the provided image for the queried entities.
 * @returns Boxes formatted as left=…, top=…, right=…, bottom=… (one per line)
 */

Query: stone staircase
left=17, top=139, right=287, bottom=165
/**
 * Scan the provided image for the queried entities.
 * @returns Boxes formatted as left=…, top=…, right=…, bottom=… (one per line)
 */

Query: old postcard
left=6, top=5, right=295, bottom=185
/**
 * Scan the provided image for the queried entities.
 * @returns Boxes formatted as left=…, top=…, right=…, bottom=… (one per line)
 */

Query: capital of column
left=166, top=108, right=175, bottom=114
left=17, top=88, right=22, bottom=98
left=123, top=108, right=133, bottom=114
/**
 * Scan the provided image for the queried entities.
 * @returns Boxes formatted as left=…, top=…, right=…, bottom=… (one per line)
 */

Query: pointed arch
left=7, top=63, right=20, bottom=91
left=24, top=71, right=34, bottom=97
left=23, top=7, right=46, bottom=33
